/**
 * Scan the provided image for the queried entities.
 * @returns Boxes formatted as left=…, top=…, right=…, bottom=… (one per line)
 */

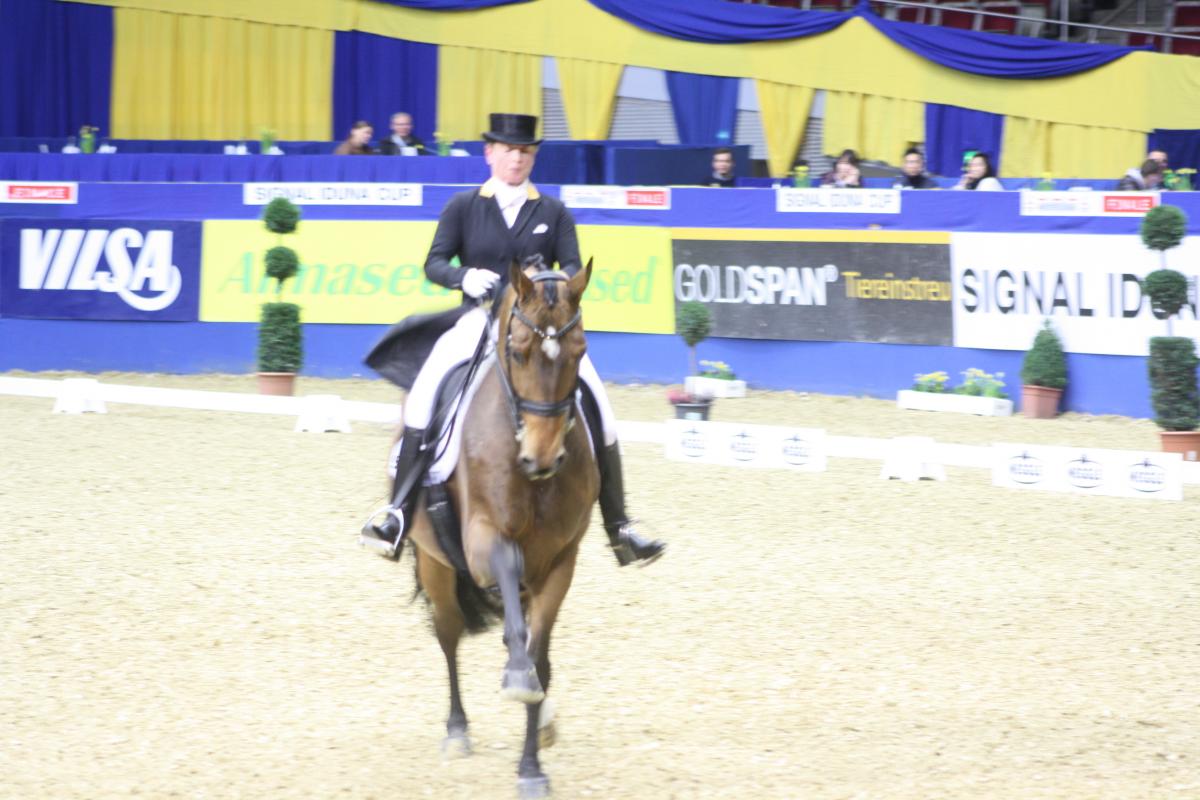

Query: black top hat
left=482, top=113, right=541, bottom=146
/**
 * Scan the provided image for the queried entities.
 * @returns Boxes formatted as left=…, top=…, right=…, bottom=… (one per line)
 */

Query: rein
left=495, top=270, right=581, bottom=439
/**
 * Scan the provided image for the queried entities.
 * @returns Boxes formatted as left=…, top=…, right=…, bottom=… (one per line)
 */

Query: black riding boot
left=360, top=426, right=427, bottom=559
left=597, top=442, right=666, bottom=567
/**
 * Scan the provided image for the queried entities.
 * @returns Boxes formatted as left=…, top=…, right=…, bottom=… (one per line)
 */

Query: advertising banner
left=242, top=183, right=423, bottom=206
left=560, top=186, right=671, bottom=210
left=672, top=229, right=952, bottom=344
left=663, top=420, right=827, bottom=471
left=199, top=221, right=675, bottom=333
left=992, top=443, right=1183, bottom=501
left=775, top=188, right=901, bottom=214
left=0, top=219, right=201, bottom=320
left=0, top=181, right=78, bottom=204
left=951, top=232, right=1200, bottom=355
left=1019, top=190, right=1159, bottom=217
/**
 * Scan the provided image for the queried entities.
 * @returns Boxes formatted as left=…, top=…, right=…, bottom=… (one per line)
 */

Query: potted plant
left=673, top=300, right=714, bottom=419
left=257, top=197, right=303, bottom=396
left=686, top=359, right=747, bottom=399
left=1020, top=320, right=1068, bottom=418
left=1143, top=267, right=1200, bottom=460
left=897, top=368, right=1013, bottom=416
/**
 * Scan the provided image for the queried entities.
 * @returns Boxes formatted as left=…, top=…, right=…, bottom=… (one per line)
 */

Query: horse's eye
left=511, top=349, right=527, bottom=366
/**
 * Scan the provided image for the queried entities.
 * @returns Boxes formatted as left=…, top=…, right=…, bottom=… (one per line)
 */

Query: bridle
left=494, top=270, right=582, bottom=440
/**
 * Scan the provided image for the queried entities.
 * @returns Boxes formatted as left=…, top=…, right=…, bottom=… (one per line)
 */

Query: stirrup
left=608, top=521, right=666, bottom=568
left=359, top=505, right=405, bottom=560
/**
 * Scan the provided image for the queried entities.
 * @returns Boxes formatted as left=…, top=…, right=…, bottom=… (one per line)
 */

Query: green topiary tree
left=1148, top=337, right=1200, bottom=431
left=1021, top=320, right=1067, bottom=389
left=257, top=198, right=303, bottom=378
left=677, top=300, right=711, bottom=376
left=263, top=196, right=300, bottom=234
left=1142, top=268, right=1189, bottom=335
left=258, top=302, right=303, bottom=373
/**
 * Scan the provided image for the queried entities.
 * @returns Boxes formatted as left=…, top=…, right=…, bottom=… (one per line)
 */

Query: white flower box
left=685, top=376, right=747, bottom=398
left=896, top=389, right=1013, bottom=417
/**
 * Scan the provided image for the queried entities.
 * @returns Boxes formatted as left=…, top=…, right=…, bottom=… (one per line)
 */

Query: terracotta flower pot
left=1159, top=430, right=1200, bottom=461
left=257, top=372, right=296, bottom=396
left=1021, top=385, right=1062, bottom=419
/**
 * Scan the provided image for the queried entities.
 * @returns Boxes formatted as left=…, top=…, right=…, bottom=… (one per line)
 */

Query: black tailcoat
left=365, top=183, right=581, bottom=388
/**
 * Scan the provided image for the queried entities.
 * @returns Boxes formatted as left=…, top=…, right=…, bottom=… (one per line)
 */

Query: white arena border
left=3, top=376, right=1198, bottom=485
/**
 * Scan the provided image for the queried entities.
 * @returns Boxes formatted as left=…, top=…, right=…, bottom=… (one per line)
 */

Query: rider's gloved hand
left=461, top=268, right=500, bottom=299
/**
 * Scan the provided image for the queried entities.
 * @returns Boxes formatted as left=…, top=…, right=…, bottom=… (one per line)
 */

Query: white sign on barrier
left=242, top=183, right=423, bottom=206
left=559, top=185, right=671, bottom=210
left=1019, top=190, right=1159, bottom=217
left=775, top=188, right=901, bottom=214
left=664, top=420, right=827, bottom=471
left=991, top=443, right=1183, bottom=501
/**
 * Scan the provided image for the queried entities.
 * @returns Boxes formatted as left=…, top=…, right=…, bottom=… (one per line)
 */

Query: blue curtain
left=587, top=0, right=851, bottom=44
left=371, top=0, right=532, bottom=7
left=333, top=32, right=438, bottom=146
left=0, top=0, right=113, bottom=138
left=665, top=72, right=739, bottom=146
left=589, top=0, right=1142, bottom=77
left=1148, top=130, right=1200, bottom=172
left=924, top=103, right=1005, bottom=177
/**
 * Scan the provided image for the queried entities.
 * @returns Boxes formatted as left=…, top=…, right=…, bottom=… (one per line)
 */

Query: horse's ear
left=568, top=258, right=592, bottom=303
left=509, top=260, right=534, bottom=302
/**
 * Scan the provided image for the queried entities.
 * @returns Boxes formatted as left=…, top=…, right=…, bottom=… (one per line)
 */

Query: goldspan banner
left=199, top=221, right=674, bottom=333
left=671, top=229, right=953, bottom=345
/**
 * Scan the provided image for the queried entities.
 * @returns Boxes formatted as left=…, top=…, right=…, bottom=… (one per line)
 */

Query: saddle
left=417, top=359, right=605, bottom=580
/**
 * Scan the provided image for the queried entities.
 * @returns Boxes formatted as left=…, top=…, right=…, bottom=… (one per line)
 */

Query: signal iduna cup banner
left=0, top=219, right=201, bottom=321
left=199, top=221, right=675, bottom=334
left=952, top=233, right=1200, bottom=356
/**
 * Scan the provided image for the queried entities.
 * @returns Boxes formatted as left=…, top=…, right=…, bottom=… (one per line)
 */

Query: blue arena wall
left=0, top=318, right=1155, bottom=418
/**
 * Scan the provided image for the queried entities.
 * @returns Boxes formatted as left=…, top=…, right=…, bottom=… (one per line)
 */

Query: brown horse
left=405, top=259, right=598, bottom=799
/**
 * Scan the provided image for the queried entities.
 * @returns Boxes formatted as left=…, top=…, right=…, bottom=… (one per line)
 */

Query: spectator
left=1147, top=148, right=1169, bottom=169
left=1117, top=158, right=1164, bottom=191
left=703, top=147, right=736, bottom=187
left=954, top=152, right=1003, bottom=191
left=334, top=121, right=374, bottom=155
left=821, top=149, right=862, bottom=188
left=378, top=112, right=429, bottom=155
left=893, top=147, right=936, bottom=189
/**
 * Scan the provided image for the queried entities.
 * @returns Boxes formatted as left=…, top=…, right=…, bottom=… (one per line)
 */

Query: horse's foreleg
left=489, top=537, right=544, bottom=705
left=416, top=547, right=471, bottom=758
left=517, top=548, right=578, bottom=794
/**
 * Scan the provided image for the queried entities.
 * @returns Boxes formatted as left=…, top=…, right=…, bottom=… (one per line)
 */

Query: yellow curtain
left=556, top=58, right=623, bottom=140
left=755, top=80, right=815, bottom=178
left=823, top=91, right=923, bottom=164
left=68, top=0, right=355, bottom=30
left=1002, top=116, right=1144, bottom=178
left=110, top=8, right=333, bottom=139
left=436, top=47, right=542, bottom=144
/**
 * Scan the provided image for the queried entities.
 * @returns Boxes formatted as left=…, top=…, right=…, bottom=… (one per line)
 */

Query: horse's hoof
left=538, top=696, right=556, bottom=749
left=537, top=721, right=556, bottom=749
left=501, top=668, right=545, bottom=705
left=441, top=732, right=472, bottom=759
left=517, top=775, right=551, bottom=799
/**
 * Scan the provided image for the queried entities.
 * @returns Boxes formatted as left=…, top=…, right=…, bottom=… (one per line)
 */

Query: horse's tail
left=455, top=574, right=502, bottom=634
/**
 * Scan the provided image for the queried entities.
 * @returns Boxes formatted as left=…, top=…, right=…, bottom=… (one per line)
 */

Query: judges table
left=0, top=153, right=490, bottom=184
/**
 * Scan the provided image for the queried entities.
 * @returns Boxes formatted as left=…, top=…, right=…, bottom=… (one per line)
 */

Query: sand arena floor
left=2, top=371, right=1198, bottom=799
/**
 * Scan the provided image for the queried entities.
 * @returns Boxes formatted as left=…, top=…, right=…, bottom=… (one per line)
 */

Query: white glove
left=461, top=268, right=500, bottom=299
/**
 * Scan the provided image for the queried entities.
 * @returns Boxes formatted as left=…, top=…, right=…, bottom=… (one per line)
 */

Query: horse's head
left=496, top=258, right=593, bottom=481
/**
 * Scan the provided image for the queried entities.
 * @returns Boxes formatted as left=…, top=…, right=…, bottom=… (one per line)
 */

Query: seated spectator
left=821, top=149, right=862, bottom=188
left=334, top=121, right=374, bottom=155
left=1117, top=158, right=1164, bottom=191
left=954, top=152, right=1003, bottom=191
left=893, top=147, right=936, bottom=189
left=703, top=147, right=736, bottom=187
left=378, top=112, right=429, bottom=155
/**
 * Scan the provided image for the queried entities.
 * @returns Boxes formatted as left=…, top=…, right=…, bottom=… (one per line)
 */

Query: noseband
left=494, top=270, right=582, bottom=439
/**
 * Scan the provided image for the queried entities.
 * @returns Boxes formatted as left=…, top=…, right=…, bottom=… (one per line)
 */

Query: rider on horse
left=362, top=113, right=666, bottom=567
